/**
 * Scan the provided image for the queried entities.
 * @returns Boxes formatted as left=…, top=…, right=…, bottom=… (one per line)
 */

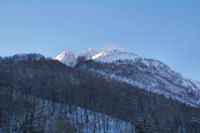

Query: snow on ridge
left=78, top=44, right=127, bottom=60
left=79, top=48, right=100, bottom=59
left=87, top=47, right=200, bottom=92
left=55, top=45, right=200, bottom=107
left=55, top=44, right=136, bottom=66
left=92, top=51, right=140, bottom=63
left=55, top=45, right=200, bottom=87
left=77, top=45, right=200, bottom=107
left=78, top=44, right=139, bottom=63
left=54, top=50, right=76, bottom=66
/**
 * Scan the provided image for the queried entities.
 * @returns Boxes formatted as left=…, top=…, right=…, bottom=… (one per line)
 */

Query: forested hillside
left=0, top=54, right=200, bottom=133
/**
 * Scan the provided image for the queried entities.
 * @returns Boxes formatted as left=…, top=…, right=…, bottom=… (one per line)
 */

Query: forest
left=0, top=54, right=200, bottom=133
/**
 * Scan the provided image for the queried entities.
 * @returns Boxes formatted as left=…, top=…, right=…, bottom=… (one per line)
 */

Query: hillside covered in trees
left=0, top=54, right=200, bottom=133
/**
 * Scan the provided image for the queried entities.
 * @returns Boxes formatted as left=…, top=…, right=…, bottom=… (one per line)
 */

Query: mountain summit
left=54, top=50, right=76, bottom=66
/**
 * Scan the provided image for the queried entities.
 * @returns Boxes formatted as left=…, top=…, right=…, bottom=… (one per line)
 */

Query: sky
left=0, top=0, right=200, bottom=80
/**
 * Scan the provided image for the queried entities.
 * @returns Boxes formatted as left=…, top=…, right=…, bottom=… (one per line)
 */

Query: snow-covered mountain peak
left=54, top=50, right=76, bottom=66
left=79, top=48, right=100, bottom=59
left=90, top=50, right=140, bottom=63
left=55, top=45, right=200, bottom=107
left=79, top=45, right=126, bottom=58
left=78, top=44, right=138, bottom=63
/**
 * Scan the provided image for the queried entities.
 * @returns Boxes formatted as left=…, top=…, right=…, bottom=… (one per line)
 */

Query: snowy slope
left=54, top=51, right=76, bottom=66
left=4, top=92, right=135, bottom=133
left=79, top=48, right=100, bottom=59
left=76, top=45, right=200, bottom=108
left=78, top=44, right=130, bottom=61
left=55, top=45, right=200, bottom=107
left=91, top=50, right=139, bottom=62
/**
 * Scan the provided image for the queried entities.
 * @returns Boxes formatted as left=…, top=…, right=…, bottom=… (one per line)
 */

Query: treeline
left=0, top=54, right=200, bottom=133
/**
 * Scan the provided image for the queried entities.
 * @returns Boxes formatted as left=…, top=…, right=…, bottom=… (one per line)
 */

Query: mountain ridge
left=1, top=53, right=200, bottom=132
left=55, top=45, right=200, bottom=108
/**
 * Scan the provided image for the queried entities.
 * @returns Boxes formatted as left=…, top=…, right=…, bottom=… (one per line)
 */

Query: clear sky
left=0, top=0, right=199, bottom=80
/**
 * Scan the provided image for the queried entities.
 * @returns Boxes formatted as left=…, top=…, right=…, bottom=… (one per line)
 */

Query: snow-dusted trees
left=0, top=54, right=200, bottom=132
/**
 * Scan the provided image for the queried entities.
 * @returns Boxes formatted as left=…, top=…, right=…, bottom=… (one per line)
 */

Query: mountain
left=0, top=56, right=135, bottom=133
left=1, top=53, right=200, bottom=132
left=56, top=45, right=200, bottom=108
left=54, top=50, right=76, bottom=66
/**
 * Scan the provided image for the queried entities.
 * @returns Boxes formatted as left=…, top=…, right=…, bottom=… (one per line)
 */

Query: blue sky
left=0, top=0, right=199, bottom=80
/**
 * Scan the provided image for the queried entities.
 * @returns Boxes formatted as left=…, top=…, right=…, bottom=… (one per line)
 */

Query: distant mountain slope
left=56, top=45, right=200, bottom=108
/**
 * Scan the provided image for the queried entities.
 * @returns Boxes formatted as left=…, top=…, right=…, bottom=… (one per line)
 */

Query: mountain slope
left=56, top=45, right=200, bottom=108
left=54, top=50, right=76, bottom=66
left=1, top=54, right=200, bottom=132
